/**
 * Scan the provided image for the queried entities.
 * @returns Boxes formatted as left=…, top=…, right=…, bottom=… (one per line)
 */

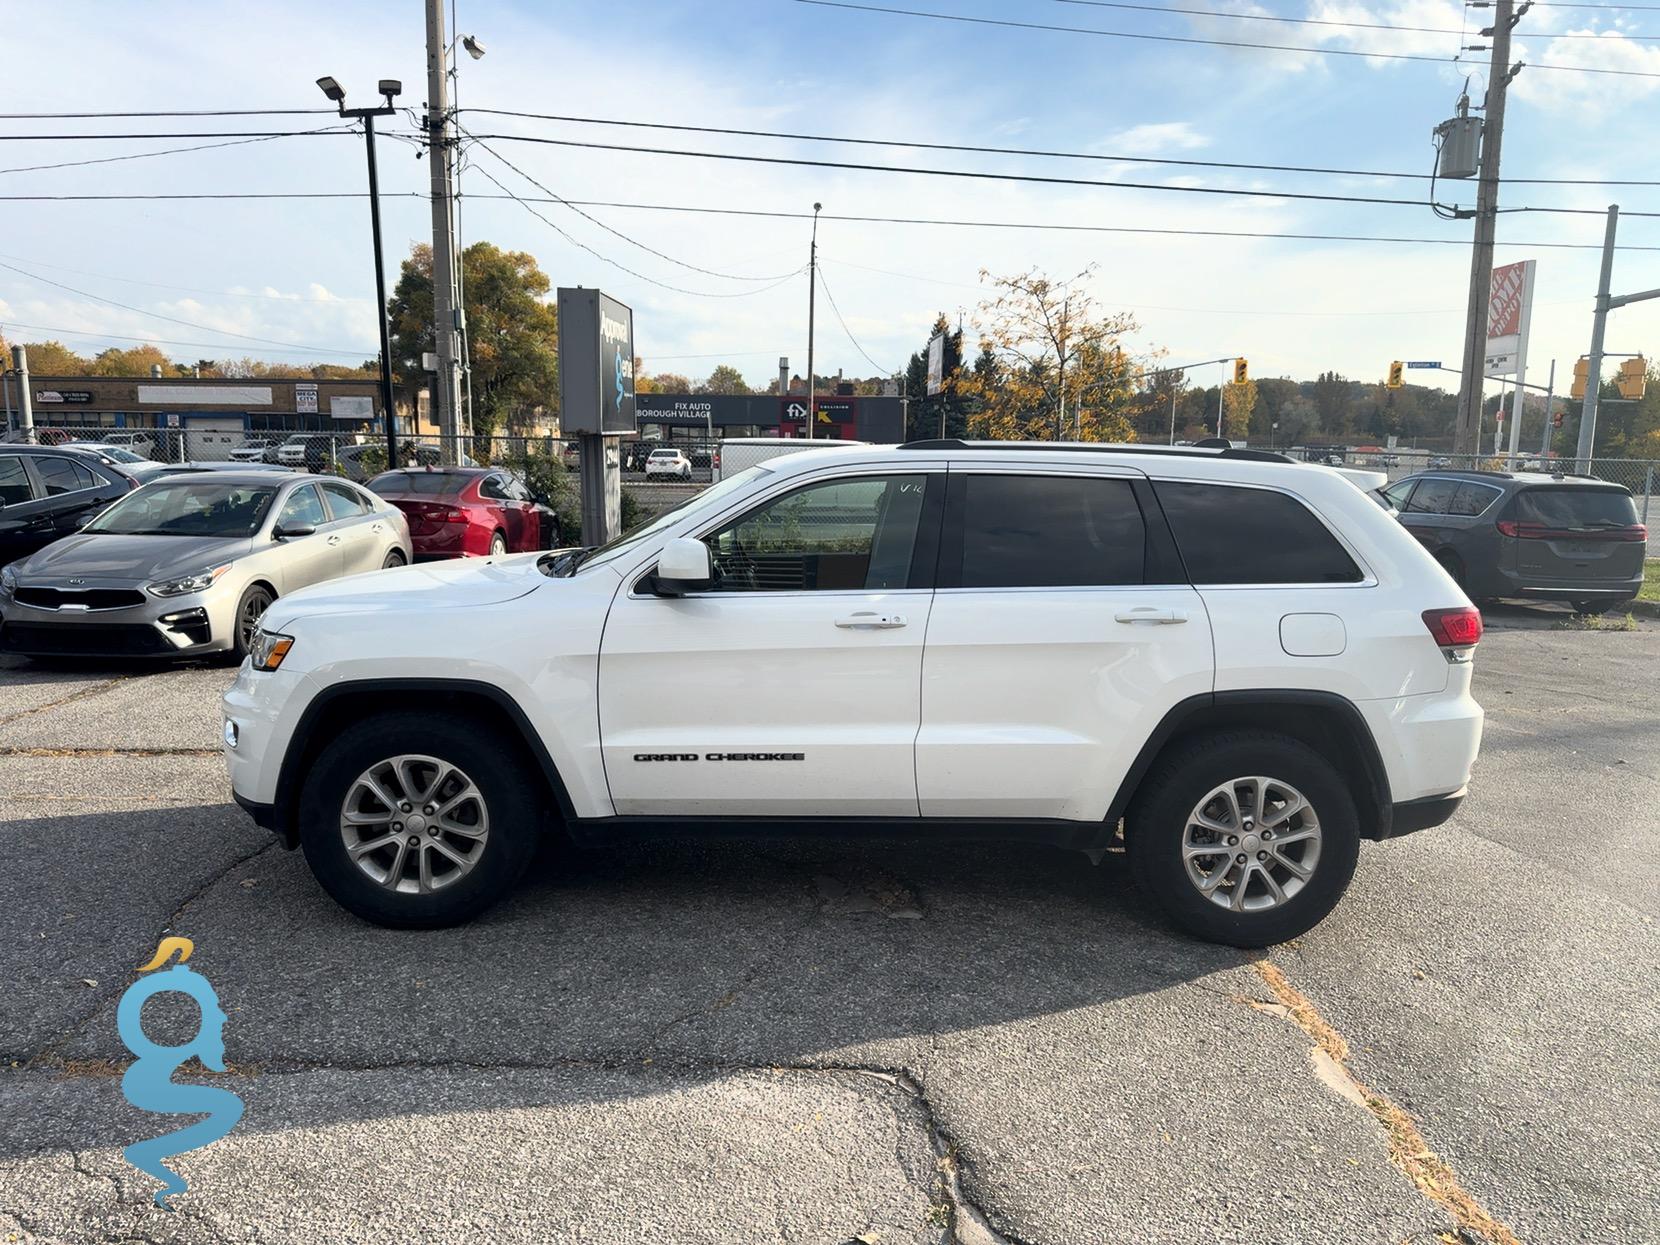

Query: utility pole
left=805, top=203, right=821, bottom=440
left=425, top=0, right=463, bottom=461
left=1574, top=203, right=1660, bottom=470
left=1539, top=358, right=1555, bottom=458
left=11, top=345, right=33, bottom=442
left=1453, top=0, right=1523, bottom=455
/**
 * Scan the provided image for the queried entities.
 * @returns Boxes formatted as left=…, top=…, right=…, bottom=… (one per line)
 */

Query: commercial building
left=3, top=374, right=385, bottom=457
left=634, top=392, right=906, bottom=443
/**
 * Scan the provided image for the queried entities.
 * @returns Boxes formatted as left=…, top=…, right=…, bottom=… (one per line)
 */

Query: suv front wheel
left=297, top=712, right=542, bottom=928
left=1128, top=730, right=1360, bottom=947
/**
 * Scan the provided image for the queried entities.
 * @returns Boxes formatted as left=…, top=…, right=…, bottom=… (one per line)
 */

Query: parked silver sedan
left=0, top=472, right=410, bottom=661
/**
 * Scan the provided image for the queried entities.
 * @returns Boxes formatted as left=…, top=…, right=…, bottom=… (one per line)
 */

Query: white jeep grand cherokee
left=223, top=440, right=1484, bottom=946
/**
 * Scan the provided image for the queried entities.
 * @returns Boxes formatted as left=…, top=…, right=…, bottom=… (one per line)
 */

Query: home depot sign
left=1484, top=259, right=1535, bottom=377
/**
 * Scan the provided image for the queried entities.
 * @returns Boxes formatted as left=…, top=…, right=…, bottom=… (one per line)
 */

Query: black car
left=1380, top=470, right=1646, bottom=612
left=0, top=446, right=139, bottom=567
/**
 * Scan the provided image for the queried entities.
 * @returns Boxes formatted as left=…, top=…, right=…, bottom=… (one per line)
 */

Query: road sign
left=1405, top=361, right=1441, bottom=369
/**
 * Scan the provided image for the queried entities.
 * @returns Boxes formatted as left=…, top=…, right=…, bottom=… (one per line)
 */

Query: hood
left=14, top=534, right=252, bottom=583
left=262, top=552, right=547, bottom=629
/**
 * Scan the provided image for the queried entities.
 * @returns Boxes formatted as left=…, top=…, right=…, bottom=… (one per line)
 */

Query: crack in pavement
left=1248, top=959, right=1522, bottom=1245
left=0, top=675, right=129, bottom=728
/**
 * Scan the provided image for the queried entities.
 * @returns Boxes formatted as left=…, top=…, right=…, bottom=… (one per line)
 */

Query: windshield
left=101, top=446, right=146, bottom=463
left=1512, top=487, right=1638, bottom=527
left=562, top=466, right=772, bottom=575
left=83, top=480, right=278, bottom=537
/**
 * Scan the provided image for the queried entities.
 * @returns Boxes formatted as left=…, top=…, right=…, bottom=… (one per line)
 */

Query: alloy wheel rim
left=339, top=754, right=490, bottom=894
left=1181, top=775, right=1321, bottom=913
left=239, top=591, right=270, bottom=648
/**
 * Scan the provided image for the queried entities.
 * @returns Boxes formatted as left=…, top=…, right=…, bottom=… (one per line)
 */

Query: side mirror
left=654, top=537, right=712, bottom=595
left=273, top=522, right=316, bottom=541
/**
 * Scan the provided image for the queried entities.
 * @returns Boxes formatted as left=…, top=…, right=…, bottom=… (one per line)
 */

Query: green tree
left=388, top=241, right=559, bottom=437
left=696, top=364, right=751, bottom=395
left=14, top=340, right=90, bottom=375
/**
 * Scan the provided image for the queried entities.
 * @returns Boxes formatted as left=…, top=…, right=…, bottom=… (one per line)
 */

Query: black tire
left=231, top=583, right=274, bottom=662
left=297, top=711, right=543, bottom=928
left=382, top=548, right=406, bottom=569
left=1126, top=730, right=1361, bottom=947
left=1571, top=597, right=1632, bottom=615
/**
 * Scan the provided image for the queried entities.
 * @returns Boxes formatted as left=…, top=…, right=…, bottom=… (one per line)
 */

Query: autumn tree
left=955, top=268, right=1139, bottom=443
left=388, top=241, right=558, bottom=436
left=696, top=364, right=751, bottom=395
left=13, top=340, right=90, bottom=375
left=636, top=370, right=691, bottom=394
left=1221, top=377, right=1258, bottom=440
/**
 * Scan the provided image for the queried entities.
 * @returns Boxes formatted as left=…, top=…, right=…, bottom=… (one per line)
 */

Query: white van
left=712, top=437, right=866, bottom=482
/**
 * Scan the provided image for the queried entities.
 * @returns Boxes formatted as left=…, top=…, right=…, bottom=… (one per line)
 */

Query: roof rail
left=896, top=438, right=1294, bottom=464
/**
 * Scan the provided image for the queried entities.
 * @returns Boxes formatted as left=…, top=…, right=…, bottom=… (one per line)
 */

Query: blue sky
left=3, top=0, right=1657, bottom=398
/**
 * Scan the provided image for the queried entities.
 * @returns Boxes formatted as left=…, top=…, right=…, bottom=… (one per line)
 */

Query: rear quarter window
left=1154, top=481, right=1364, bottom=584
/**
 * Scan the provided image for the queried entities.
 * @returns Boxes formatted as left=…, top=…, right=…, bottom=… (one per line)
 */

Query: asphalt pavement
left=0, top=600, right=1655, bottom=1244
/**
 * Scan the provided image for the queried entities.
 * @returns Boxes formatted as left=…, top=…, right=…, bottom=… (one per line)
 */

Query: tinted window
left=479, top=474, right=511, bottom=501
left=955, top=475, right=1144, bottom=588
left=367, top=470, right=470, bottom=497
left=35, top=457, right=99, bottom=496
left=1512, top=487, right=1638, bottom=527
left=1156, top=482, right=1363, bottom=584
left=320, top=480, right=370, bottom=519
left=275, top=485, right=328, bottom=531
left=1448, top=482, right=1502, bottom=517
left=0, top=456, right=34, bottom=505
left=705, top=474, right=927, bottom=592
left=1403, top=478, right=1459, bottom=514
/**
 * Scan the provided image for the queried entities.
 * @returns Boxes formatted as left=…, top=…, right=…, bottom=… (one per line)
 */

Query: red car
left=365, top=467, right=559, bottom=560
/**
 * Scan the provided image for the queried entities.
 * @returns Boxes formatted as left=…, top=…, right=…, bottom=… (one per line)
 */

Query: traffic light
left=1617, top=356, right=1647, bottom=401
left=1571, top=356, right=1590, bottom=401
left=1552, top=407, right=1565, bottom=428
left=1233, top=357, right=1248, bottom=384
left=1387, top=361, right=1404, bottom=389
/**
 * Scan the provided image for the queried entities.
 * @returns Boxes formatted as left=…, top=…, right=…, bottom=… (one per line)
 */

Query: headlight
left=146, top=564, right=231, bottom=597
left=248, top=626, right=294, bottom=672
left=0, top=565, right=15, bottom=593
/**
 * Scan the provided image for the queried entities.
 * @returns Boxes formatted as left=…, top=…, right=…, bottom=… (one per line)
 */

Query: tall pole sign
left=558, top=288, right=637, bottom=545
left=1484, top=259, right=1535, bottom=464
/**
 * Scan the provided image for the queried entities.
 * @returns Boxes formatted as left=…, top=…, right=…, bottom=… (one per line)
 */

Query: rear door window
left=946, top=474, right=1146, bottom=588
left=1403, top=478, right=1459, bottom=514
left=1155, top=481, right=1364, bottom=584
left=1511, top=487, right=1638, bottom=527
left=34, top=457, right=100, bottom=496
left=1448, top=482, right=1503, bottom=516
left=319, top=480, right=371, bottom=520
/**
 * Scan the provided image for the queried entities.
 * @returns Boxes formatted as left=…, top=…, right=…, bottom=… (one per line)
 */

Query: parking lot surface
left=1, top=601, right=1656, bottom=1244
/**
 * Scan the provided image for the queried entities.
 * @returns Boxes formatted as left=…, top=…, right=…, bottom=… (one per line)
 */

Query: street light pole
left=317, top=76, right=400, bottom=470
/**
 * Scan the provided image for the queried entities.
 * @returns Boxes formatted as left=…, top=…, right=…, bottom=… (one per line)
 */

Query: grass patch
left=1641, top=559, right=1659, bottom=603
left=1552, top=611, right=1638, bottom=631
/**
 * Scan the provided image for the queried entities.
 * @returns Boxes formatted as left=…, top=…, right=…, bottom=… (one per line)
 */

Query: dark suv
left=0, top=446, right=138, bottom=566
left=1380, top=470, right=1646, bottom=612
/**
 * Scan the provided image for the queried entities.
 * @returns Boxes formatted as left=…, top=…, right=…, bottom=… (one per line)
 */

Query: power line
left=0, top=127, right=356, bottom=177
left=0, top=108, right=336, bottom=119
left=0, top=259, right=374, bottom=356
left=463, top=132, right=1660, bottom=216
left=460, top=109, right=1660, bottom=187
left=472, top=195, right=1660, bottom=250
left=0, top=130, right=381, bottom=141
left=458, top=129, right=801, bottom=281
left=467, top=162, right=808, bottom=298
left=1048, top=0, right=1660, bottom=38
left=0, top=191, right=416, bottom=201
left=815, top=266, right=894, bottom=374
left=792, top=0, right=1660, bottom=77
left=0, top=250, right=372, bottom=303
left=0, top=319, right=373, bottom=359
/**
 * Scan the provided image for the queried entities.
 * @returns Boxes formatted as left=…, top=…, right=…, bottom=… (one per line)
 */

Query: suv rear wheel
left=297, top=711, right=541, bottom=927
left=1127, top=730, right=1360, bottom=947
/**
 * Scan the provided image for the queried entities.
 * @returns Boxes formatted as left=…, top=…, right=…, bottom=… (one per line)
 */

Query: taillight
left=1497, top=518, right=1646, bottom=541
left=1423, top=607, right=1483, bottom=650
left=1495, top=519, right=1523, bottom=537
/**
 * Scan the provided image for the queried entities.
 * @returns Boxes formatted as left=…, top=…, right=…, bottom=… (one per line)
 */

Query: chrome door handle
left=1114, top=607, right=1188, bottom=625
left=835, top=612, right=907, bottom=630
left=326, top=534, right=342, bottom=546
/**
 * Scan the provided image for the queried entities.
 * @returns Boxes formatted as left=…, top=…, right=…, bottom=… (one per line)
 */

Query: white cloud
left=1101, top=122, right=1210, bottom=156
left=1511, top=30, right=1660, bottom=116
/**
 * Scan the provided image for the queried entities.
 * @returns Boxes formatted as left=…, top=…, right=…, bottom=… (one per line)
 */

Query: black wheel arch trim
left=267, top=677, right=578, bottom=847
left=1107, top=689, right=1396, bottom=840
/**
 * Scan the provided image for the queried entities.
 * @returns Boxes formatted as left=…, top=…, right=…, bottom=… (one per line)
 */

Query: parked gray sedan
left=0, top=472, right=410, bottom=660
